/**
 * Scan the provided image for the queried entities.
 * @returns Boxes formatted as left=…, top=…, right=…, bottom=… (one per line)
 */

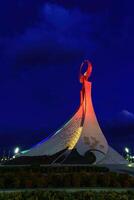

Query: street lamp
left=124, top=147, right=130, bottom=162
left=125, top=147, right=129, bottom=154
left=14, top=147, right=20, bottom=154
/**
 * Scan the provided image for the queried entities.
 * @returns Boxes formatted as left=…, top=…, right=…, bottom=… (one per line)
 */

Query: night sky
left=0, top=0, right=134, bottom=155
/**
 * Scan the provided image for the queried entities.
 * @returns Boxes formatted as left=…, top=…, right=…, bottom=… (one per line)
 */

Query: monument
left=19, top=60, right=127, bottom=165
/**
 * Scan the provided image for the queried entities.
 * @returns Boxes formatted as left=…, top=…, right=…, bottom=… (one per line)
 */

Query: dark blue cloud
left=0, top=0, right=45, bottom=36
left=0, top=1, right=134, bottom=74
left=47, top=0, right=113, bottom=13
left=0, top=3, right=93, bottom=76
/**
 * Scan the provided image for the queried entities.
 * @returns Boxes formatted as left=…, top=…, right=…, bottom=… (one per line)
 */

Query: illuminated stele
left=20, top=60, right=127, bottom=165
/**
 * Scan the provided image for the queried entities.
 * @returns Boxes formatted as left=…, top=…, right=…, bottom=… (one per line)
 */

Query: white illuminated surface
left=14, top=147, right=20, bottom=154
left=125, top=147, right=129, bottom=153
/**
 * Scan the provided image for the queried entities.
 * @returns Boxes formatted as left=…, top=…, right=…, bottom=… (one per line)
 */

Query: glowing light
left=21, top=149, right=29, bottom=154
left=14, top=147, right=20, bottom=154
left=128, top=163, right=134, bottom=168
left=68, top=127, right=82, bottom=150
left=125, top=147, right=129, bottom=153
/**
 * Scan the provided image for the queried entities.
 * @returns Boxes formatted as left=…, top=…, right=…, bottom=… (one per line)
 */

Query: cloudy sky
left=0, top=0, right=134, bottom=154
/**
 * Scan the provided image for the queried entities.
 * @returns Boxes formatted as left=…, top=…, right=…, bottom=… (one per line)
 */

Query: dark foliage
left=0, top=166, right=133, bottom=189
left=0, top=190, right=133, bottom=200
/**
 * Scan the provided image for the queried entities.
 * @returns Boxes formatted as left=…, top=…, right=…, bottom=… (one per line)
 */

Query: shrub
left=0, top=191, right=132, bottom=200
left=0, top=166, right=133, bottom=189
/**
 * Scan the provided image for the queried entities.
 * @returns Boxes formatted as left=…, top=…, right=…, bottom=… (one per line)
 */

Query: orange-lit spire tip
left=79, top=60, right=92, bottom=83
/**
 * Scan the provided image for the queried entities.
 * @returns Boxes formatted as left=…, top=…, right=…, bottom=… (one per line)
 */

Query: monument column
left=76, top=60, right=108, bottom=163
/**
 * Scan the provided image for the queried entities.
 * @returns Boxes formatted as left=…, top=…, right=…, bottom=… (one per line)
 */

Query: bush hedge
left=0, top=190, right=133, bottom=200
left=0, top=165, right=109, bottom=173
left=0, top=166, right=134, bottom=189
